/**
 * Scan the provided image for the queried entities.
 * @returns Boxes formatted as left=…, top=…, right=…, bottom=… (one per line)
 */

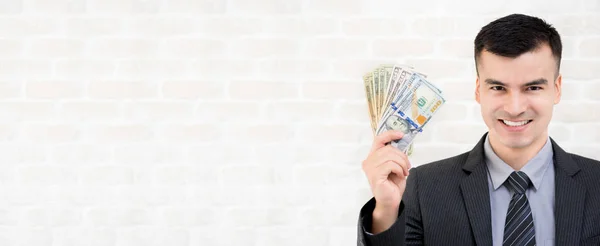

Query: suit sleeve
left=356, top=167, right=424, bottom=246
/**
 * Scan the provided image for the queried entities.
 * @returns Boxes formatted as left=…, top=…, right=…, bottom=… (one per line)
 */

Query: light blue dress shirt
left=484, top=135, right=555, bottom=246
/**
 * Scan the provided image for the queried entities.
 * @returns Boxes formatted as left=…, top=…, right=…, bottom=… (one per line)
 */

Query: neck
left=488, top=131, right=548, bottom=171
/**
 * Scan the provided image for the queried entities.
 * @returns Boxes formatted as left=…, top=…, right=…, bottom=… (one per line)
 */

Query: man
left=357, top=13, right=600, bottom=246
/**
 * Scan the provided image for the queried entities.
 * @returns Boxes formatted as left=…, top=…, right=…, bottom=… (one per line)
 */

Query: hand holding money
left=361, top=130, right=411, bottom=234
left=362, top=65, right=446, bottom=156
left=361, top=65, right=445, bottom=234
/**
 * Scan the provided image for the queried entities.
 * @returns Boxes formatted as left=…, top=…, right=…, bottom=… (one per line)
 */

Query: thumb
left=371, top=130, right=404, bottom=153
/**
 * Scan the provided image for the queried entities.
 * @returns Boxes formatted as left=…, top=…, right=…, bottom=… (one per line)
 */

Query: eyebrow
left=484, top=78, right=548, bottom=87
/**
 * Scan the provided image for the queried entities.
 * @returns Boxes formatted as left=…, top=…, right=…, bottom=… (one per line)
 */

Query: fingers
left=370, top=130, right=404, bottom=153
left=372, top=146, right=410, bottom=176
left=389, top=172, right=404, bottom=186
left=362, top=145, right=411, bottom=185
left=381, top=161, right=405, bottom=180
left=397, top=148, right=411, bottom=174
left=364, top=159, right=405, bottom=188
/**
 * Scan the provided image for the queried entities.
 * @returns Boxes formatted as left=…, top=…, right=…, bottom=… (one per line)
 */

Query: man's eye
left=490, top=86, right=504, bottom=91
left=528, top=86, right=542, bottom=91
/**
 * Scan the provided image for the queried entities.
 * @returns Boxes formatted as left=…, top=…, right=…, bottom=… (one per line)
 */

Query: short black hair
left=474, top=13, right=562, bottom=76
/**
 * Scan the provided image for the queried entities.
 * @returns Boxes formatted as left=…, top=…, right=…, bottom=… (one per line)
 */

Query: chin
left=495, top=127, right=543, bottom=149
left=498, top=137, right=534, bottom=149
left=490, top=127, right=535, bottom=150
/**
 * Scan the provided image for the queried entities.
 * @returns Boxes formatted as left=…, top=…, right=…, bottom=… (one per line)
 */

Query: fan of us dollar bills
left=363, top=65, right=446, bottom=156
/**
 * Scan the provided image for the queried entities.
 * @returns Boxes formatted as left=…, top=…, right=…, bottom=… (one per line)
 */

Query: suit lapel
left=459, top=135, right=586, bottom=245
left=551, top=139, right=585, bottom=245
left=460, top=133, right=493, bottom=246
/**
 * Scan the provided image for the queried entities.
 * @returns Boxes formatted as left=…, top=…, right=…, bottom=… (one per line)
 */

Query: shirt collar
left=484, top=134, right=554, bottom=191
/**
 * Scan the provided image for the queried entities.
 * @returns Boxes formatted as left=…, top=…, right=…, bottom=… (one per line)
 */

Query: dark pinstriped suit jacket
left=357, top=133, right=600, bottom=246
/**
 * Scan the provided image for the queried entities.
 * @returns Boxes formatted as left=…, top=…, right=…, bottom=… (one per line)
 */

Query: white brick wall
left=0, top=0, right=598, bottom=245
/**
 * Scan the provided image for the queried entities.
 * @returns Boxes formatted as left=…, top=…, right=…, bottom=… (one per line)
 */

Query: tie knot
left=505, top=171, right=532, bottom=194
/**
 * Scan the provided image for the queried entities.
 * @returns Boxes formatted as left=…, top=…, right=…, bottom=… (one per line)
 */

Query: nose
left=504, top=92, right=527, bottom=117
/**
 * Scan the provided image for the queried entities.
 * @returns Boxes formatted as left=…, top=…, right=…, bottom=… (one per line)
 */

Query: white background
left=0, top=0, right=598, bottom=245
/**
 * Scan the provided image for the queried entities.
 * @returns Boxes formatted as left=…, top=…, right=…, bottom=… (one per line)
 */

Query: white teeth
left=502, top=120, right=529, bottom=126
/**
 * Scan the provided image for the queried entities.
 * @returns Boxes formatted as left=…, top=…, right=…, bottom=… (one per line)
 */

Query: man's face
left=475, top=44, right=562, bottom=150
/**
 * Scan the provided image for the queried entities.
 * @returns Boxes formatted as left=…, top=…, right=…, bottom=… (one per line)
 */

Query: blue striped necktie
left=503, top=171, right=536, bottom=246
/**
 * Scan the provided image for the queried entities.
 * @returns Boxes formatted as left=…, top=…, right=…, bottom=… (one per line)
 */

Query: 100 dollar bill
left=376, top=73, right=445, bottom=152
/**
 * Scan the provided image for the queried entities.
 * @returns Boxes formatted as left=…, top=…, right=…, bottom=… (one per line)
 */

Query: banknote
left=377, top=65, right=392, bottom=119
left=363, top=64, right=446, bottom=156
left=379, top=65, right=393, bottom=119
left=383, top=65, right=407, bottom=111
left=376, top=73, right=446, bottom=152
left=363, top=73, right=376, bottom=134
left=381, top=67, right=414, bottom=123
left=372, top=68, right=380, bottom=119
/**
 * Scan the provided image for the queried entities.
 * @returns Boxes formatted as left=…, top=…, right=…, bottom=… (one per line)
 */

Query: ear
left=554, top=74, right=562, bottom=104
left=475, top=77, right=481, bottom=104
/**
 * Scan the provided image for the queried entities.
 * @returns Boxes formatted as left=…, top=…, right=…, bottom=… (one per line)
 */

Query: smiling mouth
left=499, top=119, right=533, bottom=127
